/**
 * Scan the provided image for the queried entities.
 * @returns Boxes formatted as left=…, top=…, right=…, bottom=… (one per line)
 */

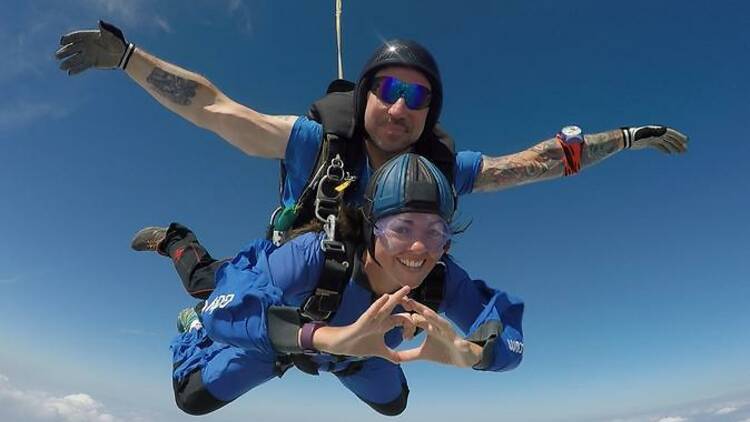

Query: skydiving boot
left=177, top=307, right=202, bottom=333
left=130, top=226, right=168, bottom=255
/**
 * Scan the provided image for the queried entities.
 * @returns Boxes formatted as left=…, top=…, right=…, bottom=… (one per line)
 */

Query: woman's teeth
left=397, top=258, right=425, bottom=268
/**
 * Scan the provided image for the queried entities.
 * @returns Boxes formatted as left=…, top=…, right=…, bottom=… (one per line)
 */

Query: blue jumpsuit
left=170, top=232, right=525, bottom=415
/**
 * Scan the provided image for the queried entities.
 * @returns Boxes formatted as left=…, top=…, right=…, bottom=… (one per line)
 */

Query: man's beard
left=369, top=115, right=415, bottom=152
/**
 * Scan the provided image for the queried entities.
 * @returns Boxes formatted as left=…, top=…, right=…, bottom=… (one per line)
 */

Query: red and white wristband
left=556, top=125, right=584, bottom=176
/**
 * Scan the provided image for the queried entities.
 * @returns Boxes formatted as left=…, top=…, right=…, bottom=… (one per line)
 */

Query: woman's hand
left=395, top=298, right=483, bottom=368
left=312, top=286, right=415, bottom=363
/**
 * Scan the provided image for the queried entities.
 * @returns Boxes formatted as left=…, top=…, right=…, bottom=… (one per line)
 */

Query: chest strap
left=412, top=261, right=446, bottom=313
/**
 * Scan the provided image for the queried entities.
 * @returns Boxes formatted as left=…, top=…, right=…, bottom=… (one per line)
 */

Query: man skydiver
left=55, top=21, right=688, bottom=214
left=56, top=21, right=688, bottom=306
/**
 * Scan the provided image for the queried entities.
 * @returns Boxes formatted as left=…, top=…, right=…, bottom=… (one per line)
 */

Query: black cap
left=353, top=39, right=443, bottom=142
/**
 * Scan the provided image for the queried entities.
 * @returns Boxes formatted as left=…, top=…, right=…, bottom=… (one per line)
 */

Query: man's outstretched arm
left=56, top=21, right=295, bottom=159
left=472, top=126, right=688, bottom=192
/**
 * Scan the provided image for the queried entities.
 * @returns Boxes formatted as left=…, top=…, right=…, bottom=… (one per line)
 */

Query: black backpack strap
left=304, top=85, right=360, bottom=207
left=269, top=82, right=361, bottom=244
left=301, top=237, right=356, bottom=322
left=325, top=79, right=356, bottom=95
left=295, top=83, right=362, bottom=319
left=412, top=261, right=446, bottom=312
left=289, top=354, right=322, bottom=376
left=308, top=83, right=356, bottom=139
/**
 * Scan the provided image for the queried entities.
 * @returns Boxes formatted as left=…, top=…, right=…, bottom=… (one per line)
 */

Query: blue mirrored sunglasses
left=370, top=76, right=432, bottom=110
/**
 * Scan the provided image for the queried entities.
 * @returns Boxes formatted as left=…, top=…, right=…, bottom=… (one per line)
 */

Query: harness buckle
left=301, top=289, right=338, bottom=321
left=314, top=195, right=339, bottom=222
left=314, top=154, right=355, bottom=223
left=320, top=239, right=346, bottom=255
left=326, top=155, right=345, bottom=181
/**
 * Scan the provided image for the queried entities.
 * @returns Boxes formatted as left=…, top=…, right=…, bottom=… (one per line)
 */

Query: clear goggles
left=373, top=213, right=451, bottom=254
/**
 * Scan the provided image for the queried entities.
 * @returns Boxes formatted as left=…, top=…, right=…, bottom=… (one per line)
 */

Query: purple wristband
left=300, top=321, right=326, bottom=353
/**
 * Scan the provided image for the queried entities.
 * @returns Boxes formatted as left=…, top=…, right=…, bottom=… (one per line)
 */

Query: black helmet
left=353, top=39, right=443, bottom=142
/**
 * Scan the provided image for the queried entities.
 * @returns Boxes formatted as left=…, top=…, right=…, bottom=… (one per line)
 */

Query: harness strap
left=301, top=236, right=355, bottom=321
left=281, top=354, right=364, bottom=378
left=289, top=354, right=321, bottom=376
left=412, top=261, right=446, bottom=312
left=313, top=150, right=347, bottom=223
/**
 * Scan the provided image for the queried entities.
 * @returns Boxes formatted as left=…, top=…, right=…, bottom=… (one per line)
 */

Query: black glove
left=621, top=126, right=688, bottom=154
left=56, top=21, right=135, bottom=75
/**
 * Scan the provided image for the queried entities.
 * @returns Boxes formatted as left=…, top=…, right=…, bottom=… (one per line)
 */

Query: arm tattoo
left=474, top=139, right=565, bottom=192
left=146, top=68, right=198, bottom=106
left=473, top=130, right=625, bottom=193
left=581, top=130, right=624, bottom=166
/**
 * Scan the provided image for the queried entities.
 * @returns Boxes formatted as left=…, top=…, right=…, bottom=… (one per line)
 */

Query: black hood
left=353, top=39, right=443, bottom=144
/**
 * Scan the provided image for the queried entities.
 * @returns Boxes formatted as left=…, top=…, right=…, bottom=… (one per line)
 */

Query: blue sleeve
left=267, top=232, right=326, bottom=306
left=198, top=234, right=324, bottom=355
left=282, top=116, right=323, bottom=207
left=441, top=257, right=525, bottom=372
left=454, top=150, right=483, bottom=196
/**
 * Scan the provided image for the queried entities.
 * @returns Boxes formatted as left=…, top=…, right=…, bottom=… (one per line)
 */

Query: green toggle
left=274, top=206, right=299, bottom=231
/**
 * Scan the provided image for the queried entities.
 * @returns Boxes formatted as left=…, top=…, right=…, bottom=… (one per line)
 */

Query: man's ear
left=443, top=240, right=451, bottom=254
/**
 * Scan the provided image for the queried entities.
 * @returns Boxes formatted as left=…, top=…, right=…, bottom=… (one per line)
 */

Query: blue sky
left=1, top=1, right=749, bottom=421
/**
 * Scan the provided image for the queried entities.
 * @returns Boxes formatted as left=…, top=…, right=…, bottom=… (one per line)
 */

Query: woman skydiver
left=140, top=153, right=524, bottom=416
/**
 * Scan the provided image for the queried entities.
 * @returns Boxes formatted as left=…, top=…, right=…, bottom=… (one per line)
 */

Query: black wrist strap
left=119, top=43, right=135, bottom=70
left=621, top=127, right=633, bottom=149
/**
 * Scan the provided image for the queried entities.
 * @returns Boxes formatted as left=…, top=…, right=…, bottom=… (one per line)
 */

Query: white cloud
left=0, top=373, right=147, bottom=422
left=0, top=14, right=58, bottom=83
left=44, top=394, right=116, bottom=422
left=656, top=417, right=686, bottom=422
left=78, top=0, right=252, bottom=33
left=227, top=0, right=244, bottom=13
left=74, top=0, right=173, bottom=38
left=78, top=0, right=142, bottom=26
left=0, top=1, right=170, bottom=83
left=153, top=17, right=172, bottom=34
left=0, top=101, right=70, bottom=132
left=219, top=0, right=253, bottom=34
left=714, top=406, right=737, bottom=415
left=2, top=0, right=260, bottom=86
